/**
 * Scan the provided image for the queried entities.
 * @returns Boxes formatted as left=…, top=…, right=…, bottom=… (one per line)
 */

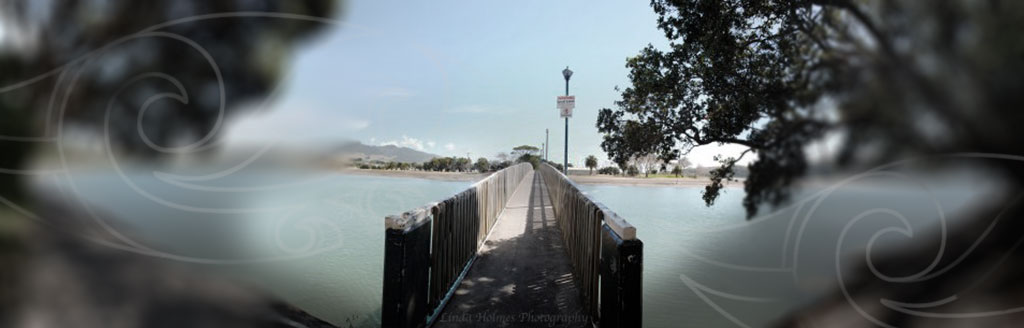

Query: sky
left=224, top=0, right=752, bottom=168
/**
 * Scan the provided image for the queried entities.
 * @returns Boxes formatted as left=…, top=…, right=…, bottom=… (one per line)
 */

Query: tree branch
left=737, top=147, right=753, bottom=161
left=691, top=134, right=759, bottom=149
left=836, top=2, right=897, bottom=60
left=810, top=0, right=895, bottom=59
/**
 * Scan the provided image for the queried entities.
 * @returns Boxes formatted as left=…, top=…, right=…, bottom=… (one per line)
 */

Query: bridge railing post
left=538, top=163, right=643, bottom=328
left=382, top=207, right=433, bottom=328
left=382, top=163, right=534, bottom=327
left=599, top=223, right=643, bottom=328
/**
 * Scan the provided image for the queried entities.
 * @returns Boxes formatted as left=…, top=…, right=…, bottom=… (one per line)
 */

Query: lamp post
left=562, top=66, right=572, bottom=174
left=545, top=128, right=549, bottom=161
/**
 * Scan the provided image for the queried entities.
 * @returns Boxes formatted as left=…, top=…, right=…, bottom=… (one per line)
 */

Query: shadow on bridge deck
left=433, top=172, right=587, bottom=328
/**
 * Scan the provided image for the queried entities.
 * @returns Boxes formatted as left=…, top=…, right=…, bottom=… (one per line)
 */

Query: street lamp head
left=562, top=66, right=573, bottom=81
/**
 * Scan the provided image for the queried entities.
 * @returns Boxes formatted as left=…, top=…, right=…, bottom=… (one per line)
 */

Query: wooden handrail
left=381, top=163, right=533, bottom=328
left=537, top=163, right=643, bottom=328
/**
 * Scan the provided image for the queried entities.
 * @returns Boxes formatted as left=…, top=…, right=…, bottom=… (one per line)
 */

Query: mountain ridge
left=334, top=141, right=440, bottom=163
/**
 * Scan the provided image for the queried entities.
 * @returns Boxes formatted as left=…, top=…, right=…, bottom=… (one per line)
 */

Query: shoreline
left=336, top=168, right=490, bottom=182
left=568, top=174, right=743, bottom=188
left=338, top=168, right=743, bottom=188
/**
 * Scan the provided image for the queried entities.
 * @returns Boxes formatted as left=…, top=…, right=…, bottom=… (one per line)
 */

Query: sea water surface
left=34, top=166, right=470, bottom=327
left=578, top=171, right=1003, bottom=327
left=33, top=165, right=1004, bottom=327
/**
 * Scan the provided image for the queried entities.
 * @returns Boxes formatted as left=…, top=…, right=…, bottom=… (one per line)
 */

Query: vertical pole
left=382, top=215, right=432, bottom=328
left=545, top=129, right=549, bottom=161
left=600, top=224, right=643, bottom=328
left=564, top=79, right=569, bottom=175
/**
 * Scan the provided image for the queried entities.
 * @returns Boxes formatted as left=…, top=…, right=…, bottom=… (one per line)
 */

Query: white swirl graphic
left=0, top=11, right=449, bottom=265
left=660, top=153, right=1022, bottom=327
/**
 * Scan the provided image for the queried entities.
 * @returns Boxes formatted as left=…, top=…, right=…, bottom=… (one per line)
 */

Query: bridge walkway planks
left=433, top=171, right=587, bottom=328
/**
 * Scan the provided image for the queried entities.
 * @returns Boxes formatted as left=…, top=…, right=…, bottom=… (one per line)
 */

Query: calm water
left=34, top=167, right=470, bottom=327
left=34, top=167, right=1002, bottom=327
left=579, top=173, right=1002, bottom=327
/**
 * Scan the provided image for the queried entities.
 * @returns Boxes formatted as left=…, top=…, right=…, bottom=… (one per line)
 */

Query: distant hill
left=688, top=165, right=749, bottom=178
left=334, top=141, right=440, bottom=163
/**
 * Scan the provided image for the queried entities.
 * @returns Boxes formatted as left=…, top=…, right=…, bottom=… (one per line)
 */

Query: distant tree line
left=355, top=157, right=479, bottom=172
left=421, top=157, right=472, bottom=172
left=578, top=154, right=748, bottom=178
left=351, top=150, right=748, bottom=178
left=352, top=145, right=549, bottom=173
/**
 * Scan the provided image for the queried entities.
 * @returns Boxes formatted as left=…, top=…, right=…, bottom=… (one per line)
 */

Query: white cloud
left=427, top=141, right=436, bottom=148
left=381, top=135, right=426, bottom=151
left=444, top=143, right=455, bottom=151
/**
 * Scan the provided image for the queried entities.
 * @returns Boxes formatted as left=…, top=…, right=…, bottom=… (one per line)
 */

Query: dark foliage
left=584, top=155, right=598, bottom=174
left=0, top=0, right=337, bottom=199
left=597, top=166, right=620, bottom=176
left=598, top=0, right=1024, bottom=217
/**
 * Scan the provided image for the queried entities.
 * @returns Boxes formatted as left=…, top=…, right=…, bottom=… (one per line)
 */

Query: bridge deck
left=434, top=171, right=587, bottom=328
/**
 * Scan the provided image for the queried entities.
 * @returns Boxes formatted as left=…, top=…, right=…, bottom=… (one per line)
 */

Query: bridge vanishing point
left=382, top=163, right=642, bottom=328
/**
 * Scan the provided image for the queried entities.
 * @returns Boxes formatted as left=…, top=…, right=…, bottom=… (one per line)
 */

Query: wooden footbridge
left=382, top=163, right=642, bottom=328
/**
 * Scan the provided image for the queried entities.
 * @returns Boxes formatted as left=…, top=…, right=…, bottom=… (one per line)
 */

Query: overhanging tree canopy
left=598, top=0, right=1024, bottom=217
left=0, top=0, right=337, bottom=199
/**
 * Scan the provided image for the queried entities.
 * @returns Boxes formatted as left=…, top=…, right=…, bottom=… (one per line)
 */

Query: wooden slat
left=536, top=163, right=640, bottom=322
left=407, top=163, right=532, bottom=312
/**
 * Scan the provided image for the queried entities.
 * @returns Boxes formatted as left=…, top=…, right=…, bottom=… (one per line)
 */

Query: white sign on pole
left=557, top=96, right=575, bottom=118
